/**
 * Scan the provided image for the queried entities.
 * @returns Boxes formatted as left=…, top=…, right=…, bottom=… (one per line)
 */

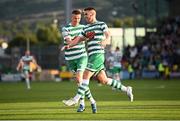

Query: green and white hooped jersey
left=21, top=55, right=33, bottom=70
left=80, top=20, right=109, bottom=56
left=62, top=23, right=87, bottom=61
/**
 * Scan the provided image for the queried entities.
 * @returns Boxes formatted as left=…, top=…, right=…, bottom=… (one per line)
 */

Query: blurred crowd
left=106, top=16, right=180, bottom=79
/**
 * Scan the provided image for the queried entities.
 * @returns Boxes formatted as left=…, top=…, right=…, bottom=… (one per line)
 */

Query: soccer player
left=61, top=9, right=96, bottom=113
left=111, top=47, right=123, bottom=81
left=16, top=50, right=40, bottom=90
left=107, top=46, right=122, bottom=90
left=62, top=7, right=134, bottom=109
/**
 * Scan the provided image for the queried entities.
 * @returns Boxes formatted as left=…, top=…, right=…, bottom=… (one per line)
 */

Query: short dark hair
left=84, top=7, right=96, bottom=11
left=72, top=9, right=82, bottom=15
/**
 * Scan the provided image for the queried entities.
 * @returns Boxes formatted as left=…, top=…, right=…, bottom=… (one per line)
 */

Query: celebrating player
left=62, top=7, right=134, bottom=110
left=61, top=9, right=96, bottom=113
left=16, top=50, right=40, bottom=90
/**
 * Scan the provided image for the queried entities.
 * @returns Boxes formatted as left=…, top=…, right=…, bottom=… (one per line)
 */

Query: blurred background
left=0, top=0, right=180, bottom=81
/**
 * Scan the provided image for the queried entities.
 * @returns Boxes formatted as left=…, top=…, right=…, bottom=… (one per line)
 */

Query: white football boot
left=127, top=86, right=134, bottom=102
left=62, top=98, right=78, bottom=106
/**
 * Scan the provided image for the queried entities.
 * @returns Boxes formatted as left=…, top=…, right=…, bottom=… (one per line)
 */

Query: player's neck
left=71, top=22, right=79, bottom=27
left=89, top=18, right=97, bottom=24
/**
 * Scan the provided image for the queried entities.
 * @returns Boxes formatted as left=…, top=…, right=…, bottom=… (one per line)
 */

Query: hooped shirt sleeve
left=62, top=27, right=71, bottom=41
left=101, top=22, right=109, bottom=32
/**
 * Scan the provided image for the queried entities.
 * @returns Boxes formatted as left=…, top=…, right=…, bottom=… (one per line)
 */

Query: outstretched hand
left=60, top=45, right=70, bottom=51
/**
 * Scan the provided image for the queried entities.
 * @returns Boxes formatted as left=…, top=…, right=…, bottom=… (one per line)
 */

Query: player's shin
left=63, top=80, right=91, bottom=106
left=107, top=78, right=127, bottom=92
left=107, top=78, right=134, bottom=102
left=25, top=71, right=31, bottom=89
left=79, top=96, right=85, bottom=107
left=85, top=88, right=96, bottom=104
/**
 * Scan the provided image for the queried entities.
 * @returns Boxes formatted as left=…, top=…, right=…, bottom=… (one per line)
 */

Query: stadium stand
left=106, top=16, right=180, bottom=79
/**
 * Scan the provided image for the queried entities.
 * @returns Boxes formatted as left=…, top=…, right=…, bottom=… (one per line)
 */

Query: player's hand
left=37, top=66, right=42, bottom=72
left=16, top=67, right=20, bottom=71
left=16, top=68, right=19, bottom=71
left=66, top=39, right=71, bottom=44
left=60, top=45, right=70, bottom=51
left=98, top=40, right=107, bottom=48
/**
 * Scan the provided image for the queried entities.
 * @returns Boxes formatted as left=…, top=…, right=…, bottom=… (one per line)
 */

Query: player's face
left=25, top=51, right=30, bottom=56
left=71, top=14, right=81, bottom=26
left=83, top=11, right=94, bottom=23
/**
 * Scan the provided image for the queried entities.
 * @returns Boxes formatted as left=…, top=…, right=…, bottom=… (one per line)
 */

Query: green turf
left=0, top=79, right=180, bottom=120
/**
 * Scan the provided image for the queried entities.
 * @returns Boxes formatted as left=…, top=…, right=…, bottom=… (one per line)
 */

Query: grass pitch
left=0, top=79, right=180, bottom=120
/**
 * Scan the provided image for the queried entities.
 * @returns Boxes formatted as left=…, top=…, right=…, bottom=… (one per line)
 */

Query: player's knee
left=76, top=76, right=80, bottom=82
left=99, top=77, right=108, bottom=84
left=100, top=80, right=106, bottom=84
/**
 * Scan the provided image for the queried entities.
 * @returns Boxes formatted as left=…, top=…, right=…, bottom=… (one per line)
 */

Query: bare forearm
left=100, top=31, right=111, bottom=47
left=69, top=36, right=84, bottom=47
left=16, top=61, right=22, bottom=70
left=16, top=64, right=20, bottom=70
left=104, top=31, right=111, bottom=45
left=32, top=59, right=39, bottom=67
